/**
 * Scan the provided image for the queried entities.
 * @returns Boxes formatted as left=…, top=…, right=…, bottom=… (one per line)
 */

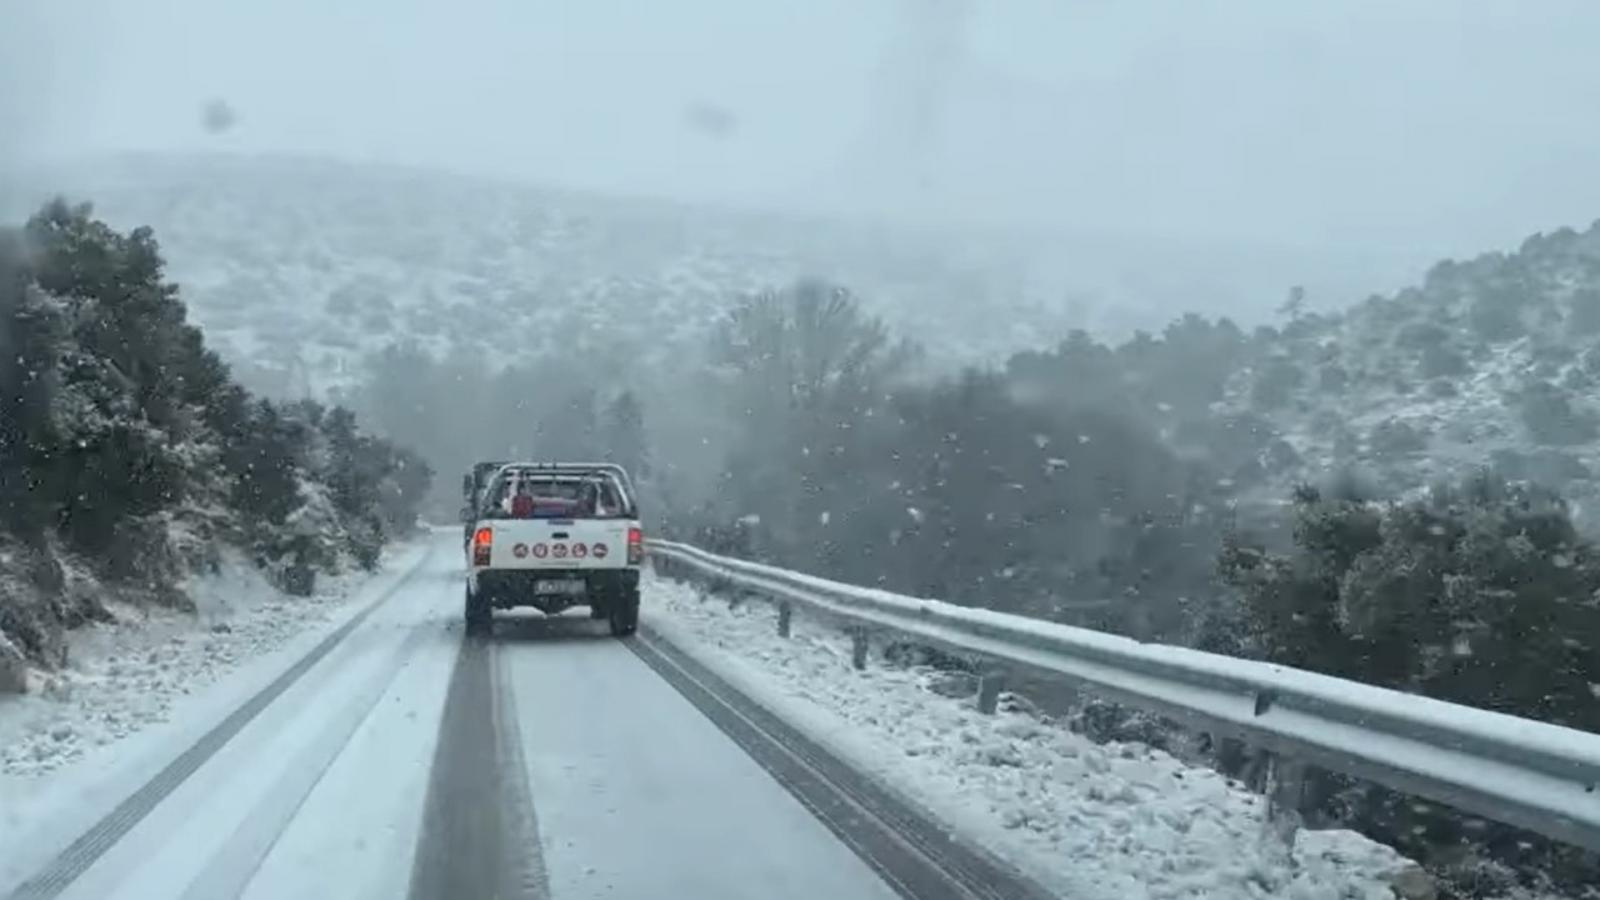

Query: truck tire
left=608, top=587, right=639, bottom=637
left=464, top=584, right=491, bottom=635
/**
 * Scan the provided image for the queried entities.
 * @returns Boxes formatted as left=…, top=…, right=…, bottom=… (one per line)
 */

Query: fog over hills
left=6, top=153, right=1423, bottom=401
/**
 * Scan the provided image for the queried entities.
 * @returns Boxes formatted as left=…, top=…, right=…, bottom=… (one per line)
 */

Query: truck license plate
left=535, top=579, right=586, bottom=595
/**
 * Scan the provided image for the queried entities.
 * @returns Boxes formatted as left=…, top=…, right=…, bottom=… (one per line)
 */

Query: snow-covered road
left=480, top=617, right=903, bottom=900
left=3, top=528, right=1454, bottom=900
left=2, top=532, right=1001, bottom=900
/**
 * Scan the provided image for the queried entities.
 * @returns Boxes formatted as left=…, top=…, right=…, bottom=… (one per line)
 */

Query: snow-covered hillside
left=7, top=153, right=1402, bottom=400
left=1213, top=224, right=1600, bottom=524
left=15, top=152, right=1594, bottom=525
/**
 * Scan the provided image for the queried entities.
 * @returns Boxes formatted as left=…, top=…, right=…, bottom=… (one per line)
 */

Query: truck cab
left=464, top=462, right=643, bottom=636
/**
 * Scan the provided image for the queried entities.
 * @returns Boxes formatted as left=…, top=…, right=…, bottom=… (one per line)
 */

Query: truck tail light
left=473, top=527, right=493, bottom=566
left=627, top=527, right=644, bottom=564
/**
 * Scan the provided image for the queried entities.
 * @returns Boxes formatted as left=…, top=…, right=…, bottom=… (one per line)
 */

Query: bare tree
left=709, top=279, right=917, bottom=564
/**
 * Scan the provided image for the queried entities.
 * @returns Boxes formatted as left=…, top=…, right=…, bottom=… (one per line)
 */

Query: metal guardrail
left=648, top=539, right=1600, bottom=853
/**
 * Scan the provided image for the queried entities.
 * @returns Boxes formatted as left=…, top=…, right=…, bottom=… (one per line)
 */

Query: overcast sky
left=4, top=0, right=1600, bottom=257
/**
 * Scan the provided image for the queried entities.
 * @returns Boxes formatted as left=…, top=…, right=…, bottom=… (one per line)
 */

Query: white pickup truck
left=463, top=462, right=643, bottom=636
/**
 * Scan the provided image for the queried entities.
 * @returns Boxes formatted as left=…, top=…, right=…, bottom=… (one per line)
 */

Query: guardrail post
left=850, top=628, right=869, bottom=670
left=1263, top=752, right=1306, bottom=850
left=977, top=666, right=1006, bottom=714
left=777, top=601, right=793, bottom=638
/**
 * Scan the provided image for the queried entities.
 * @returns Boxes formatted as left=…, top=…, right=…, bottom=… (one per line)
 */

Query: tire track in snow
left=3, top=546, right=436, bottom=900
left=491, top=640, right=552, bottom=899
left=176, top=621, right=439, bottom=900
left=407, top=632, right=549, bottom=900
left=628, top=627, right=1056, bottom=900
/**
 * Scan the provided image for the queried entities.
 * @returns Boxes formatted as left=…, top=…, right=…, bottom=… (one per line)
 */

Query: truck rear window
left=486, top=475, right=630, bottom=519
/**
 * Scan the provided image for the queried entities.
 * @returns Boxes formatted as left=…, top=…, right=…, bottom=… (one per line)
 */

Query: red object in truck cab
left=529, top=496, right=579, bottom=518
left=510, top=494, right=534, bottom=518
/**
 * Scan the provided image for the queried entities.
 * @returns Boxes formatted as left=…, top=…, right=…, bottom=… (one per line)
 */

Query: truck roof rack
left=489, top=461, right=639, bottom=511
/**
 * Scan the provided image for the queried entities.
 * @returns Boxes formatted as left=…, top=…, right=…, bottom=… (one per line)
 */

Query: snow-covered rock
left=0, top=631, right=26, bottom=695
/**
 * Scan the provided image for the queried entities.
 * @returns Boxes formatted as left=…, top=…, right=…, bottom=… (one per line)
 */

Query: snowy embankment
left=643, top=572, right=1436, bottom=900
left=0, top=539, right=420, bottom=776
left=0, top=535, right=432, bottom=887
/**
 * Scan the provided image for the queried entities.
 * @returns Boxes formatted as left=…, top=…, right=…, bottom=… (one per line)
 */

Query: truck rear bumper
left=471, top=567, right=639, bottom=612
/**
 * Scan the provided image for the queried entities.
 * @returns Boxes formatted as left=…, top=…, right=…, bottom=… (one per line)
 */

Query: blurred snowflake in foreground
left=683, top=102, right=737, bottom=139
left=201, top=99, right=238, bottom=135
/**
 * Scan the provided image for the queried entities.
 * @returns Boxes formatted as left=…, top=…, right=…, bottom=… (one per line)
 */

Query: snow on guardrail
left=647, top=538, right=1600, bottom=853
